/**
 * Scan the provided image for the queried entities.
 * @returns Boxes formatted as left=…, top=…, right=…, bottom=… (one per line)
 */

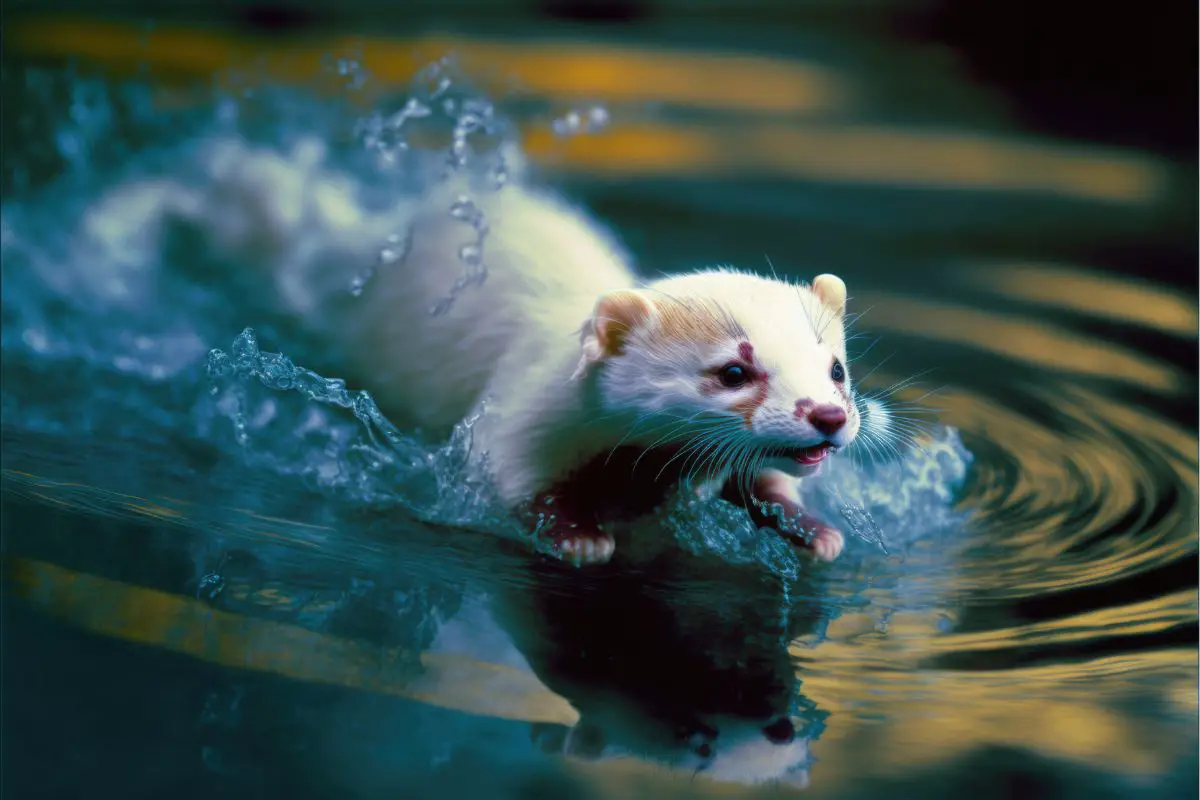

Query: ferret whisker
left=634, top=415, right=729, bottom=473
left=683, top=438, right=736, bottom=486
left=844, top=303, right=877, bottom=328
left=875, top=369, right=936, bottom=397
left=907, top=384, right=949, bottom=405
left=763, top=253, right=780, bottom=281
left=600, top=412, right=685, bottom=464
left=851, top=336, right=882, bottom=362
left=853, top=353, right=894, bottom=386
left=879, top=402, right=943, bottom=415
left=655, top=422, right=736, bottom=477
left=666, top=425, right=743, bottom=483
left=816, top=303, right=840, bottom=341
left=852, top=428, right=888, bottom=466
left=729, top=439, right=763, bottom=497
left=628, top=411, right=707, bottom=453
left=796, top=286, right=821, bottom=343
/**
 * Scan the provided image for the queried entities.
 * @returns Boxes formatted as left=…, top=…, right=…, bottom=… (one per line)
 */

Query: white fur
left=351, top=199, right=863, bottom=505
left=595, top=269, right=859, bottom=460
left=79, top=137, right=858, bottom=527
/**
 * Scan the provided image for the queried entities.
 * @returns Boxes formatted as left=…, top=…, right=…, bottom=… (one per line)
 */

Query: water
left=1, top=37, right=1196, bottom=800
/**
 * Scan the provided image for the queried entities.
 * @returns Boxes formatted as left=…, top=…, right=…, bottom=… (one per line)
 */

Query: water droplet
left=553, top=105, right=609, bottom=138
left=458, top=243, right=482, bottom=267
left=457, top=112, right=482, bottom=135
left=231, top=328, right=259, bottom=365
left=449, top=196, right=477, bottom=221
left=492, top=163, right=509, bottom=188
left=348, top=273, right=369, bottom=296
left=197, top=573, right=225, bottom=601
left=449, top=137, right=469, bottom=167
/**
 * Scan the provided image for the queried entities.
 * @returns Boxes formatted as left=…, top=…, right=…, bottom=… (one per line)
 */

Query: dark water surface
left=1, top=10, right=1196, bottom=800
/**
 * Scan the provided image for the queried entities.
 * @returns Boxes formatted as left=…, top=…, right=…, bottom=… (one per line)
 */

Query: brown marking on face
left=653, top=297, right=746, bottom=347
left=730, top=381, right=769, bottom=427
left=729, top=345, right=771, bottom=426
left=697, top=339, right=771, bottom=426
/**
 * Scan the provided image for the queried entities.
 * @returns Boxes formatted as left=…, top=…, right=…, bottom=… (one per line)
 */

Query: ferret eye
left=830, top=358, right=845, bottom=383
left=718, top=364, right=748, bottom=388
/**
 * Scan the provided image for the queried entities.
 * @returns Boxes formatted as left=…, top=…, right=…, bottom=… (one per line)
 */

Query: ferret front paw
left=793, top=517, right=844, bottom=562
left=524, top=492, right=616, bottom=567
left=726, top=468, right=847, bottom=563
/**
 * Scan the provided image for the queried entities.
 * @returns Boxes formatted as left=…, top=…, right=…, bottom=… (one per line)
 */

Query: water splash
left=430, top=193, right=491, bottom=316
left=334, top=55, right=510, bottom=310
left=0, top=60, right=973, bottom=607
left=552, top=105, right=611, bottom=138
left=205, top=328, right=505, bottom=530
left=665, top=421, right=973, bottom=586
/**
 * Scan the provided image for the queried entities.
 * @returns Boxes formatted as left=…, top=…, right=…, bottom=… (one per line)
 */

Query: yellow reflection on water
left=5, top=456, right=1195, bottom=794
left=964, top=262, right=1199, bottom=337
left=7, top=16, right=845, bottom=115
left=524, top=123, right=1165, bottom=202
left=856, top=294, right=1186, bottom=393
left=6, top=16, right=1170, bottom=205
left=5, top=557, right=579, bottom=726
left=3, top=14, right=1194, bottom=796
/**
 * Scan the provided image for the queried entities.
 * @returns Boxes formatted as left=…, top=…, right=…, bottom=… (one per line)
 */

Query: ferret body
left=80, top=137, right=859, bottom=565
left=326, top=172, right=860, bottom=565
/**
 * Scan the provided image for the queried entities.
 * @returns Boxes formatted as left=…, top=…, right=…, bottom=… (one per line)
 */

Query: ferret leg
left=523, top=492, right=616, bottom=567
left=723, top=468, right=844, bottom=562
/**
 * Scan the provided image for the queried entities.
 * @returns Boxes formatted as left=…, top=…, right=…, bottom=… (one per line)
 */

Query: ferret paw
left=731, top=469, right=846, bottom=563
left=539, top=528, right=616, bottom=567
left=801, top=521, right=844, bottom=562
left=774, top=514, right=845, bottom=562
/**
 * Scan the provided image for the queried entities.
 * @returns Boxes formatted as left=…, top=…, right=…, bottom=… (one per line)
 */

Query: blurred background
left=1, top=2, right=1196, bottom=799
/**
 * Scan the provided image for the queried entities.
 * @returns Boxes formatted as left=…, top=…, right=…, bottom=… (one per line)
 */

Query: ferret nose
left=807, top=404, right=847, bottom=435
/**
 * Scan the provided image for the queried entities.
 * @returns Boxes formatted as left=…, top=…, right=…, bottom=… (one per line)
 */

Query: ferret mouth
left=783, top=443, right=834, bottom=465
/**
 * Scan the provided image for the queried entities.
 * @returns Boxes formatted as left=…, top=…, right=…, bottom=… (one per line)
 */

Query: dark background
left=6, top=0, right=1195, bottom=161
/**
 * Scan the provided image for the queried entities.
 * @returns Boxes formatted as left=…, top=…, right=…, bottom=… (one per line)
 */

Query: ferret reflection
left=492, top=544, right=829, bottom=789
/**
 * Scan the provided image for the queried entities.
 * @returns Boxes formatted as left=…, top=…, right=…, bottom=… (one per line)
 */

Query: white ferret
left=81, top=137, right=860, bottom=566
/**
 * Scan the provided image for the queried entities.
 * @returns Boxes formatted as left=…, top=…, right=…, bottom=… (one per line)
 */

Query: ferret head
left=575, top=268, right=859, bottom=478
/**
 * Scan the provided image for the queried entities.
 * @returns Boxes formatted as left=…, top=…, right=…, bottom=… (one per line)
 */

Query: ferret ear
left=812, top=274, right=847, bottom=316
left=572, top=290, right=657, bottom=380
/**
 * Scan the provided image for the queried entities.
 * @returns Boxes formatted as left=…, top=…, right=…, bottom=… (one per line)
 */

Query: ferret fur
left=79, top=136, right=860, bottom=565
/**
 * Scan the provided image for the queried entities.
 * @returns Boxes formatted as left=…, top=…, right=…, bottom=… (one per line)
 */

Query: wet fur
left=80, top=136, right=859, bottom=565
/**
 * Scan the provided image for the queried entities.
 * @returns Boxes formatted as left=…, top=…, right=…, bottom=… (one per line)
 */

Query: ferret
left=324, top=169, right=859, bottom=566
left=78, top=137, right=860, bottom=566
